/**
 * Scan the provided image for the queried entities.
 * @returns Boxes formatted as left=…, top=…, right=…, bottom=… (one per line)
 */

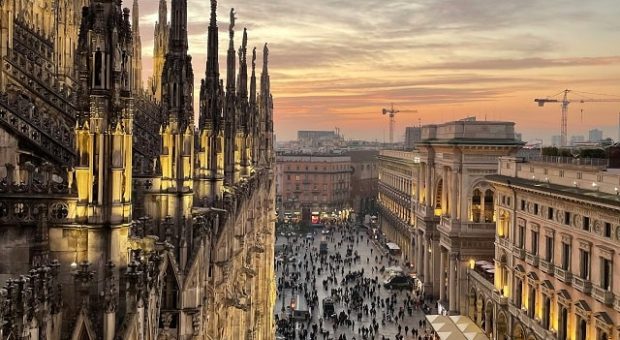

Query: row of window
left=285, top=164, right=350, bottom=171
left=515, top=225, right=612, bottom=290
left=518, top=199, right=613, bottom=238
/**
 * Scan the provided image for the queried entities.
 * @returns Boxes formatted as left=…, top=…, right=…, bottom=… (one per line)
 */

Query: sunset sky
left=138, top=0, right=620, bottom=143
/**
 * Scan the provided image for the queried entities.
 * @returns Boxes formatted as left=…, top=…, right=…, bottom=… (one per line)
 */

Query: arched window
left=472, top=189, right=481, bottom=222
left=484, top=189, right=494, bottom=222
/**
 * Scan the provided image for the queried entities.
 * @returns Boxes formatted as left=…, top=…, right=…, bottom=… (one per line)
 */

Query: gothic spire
left=132, top=0, right=140, bottom=34
left=158, top=0, right=167, bottom=25
left=249, top=47, right=257, bottom=105
left=261, top=43, right=270, bottom=95
left=132, top=0, right=143, bottom=92
left=169, top=0, right=188, bottom=54
left=238, top=28, right=248, bottom=99
left=206, top=0, right=219, bottom=83
left=226, top=8, right=236, bottom=93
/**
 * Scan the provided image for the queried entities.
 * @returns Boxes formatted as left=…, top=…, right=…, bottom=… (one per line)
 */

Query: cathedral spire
left=169, top=0, right=188, bottom=54
left=151, top=0, right=169, bottom=101
left=261, top=43, right=270, bottom=95
left=158, top=0, right=167, bottom=25
left=206, top=0, right=219, bottom=85
left=249, top=47, right=257, bottom=105
left=132, top=0, right=143, bottom=92
left=226, top=8, right=236, bottom=92
left=238, top=28, right=248, bottom=100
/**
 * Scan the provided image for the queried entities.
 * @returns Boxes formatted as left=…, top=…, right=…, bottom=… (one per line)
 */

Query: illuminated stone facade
left=377, top=150, right=417, bottom=263
left=0, top=1, right=276, bottom=340
left=466, top=156, right=620, bottom=340
left=377, top=120, right=522, bottom=316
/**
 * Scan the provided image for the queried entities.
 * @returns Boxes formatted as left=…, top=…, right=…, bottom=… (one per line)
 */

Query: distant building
left=347, top=150, right=379, bottom=219
left=570, top=135, right=585, bottom=145
left=589, top=128, right=603, bottom=142
left=551, top=135, right=562, bottom=147
left=276, top=153, right=351, bottom=215
left=405, top=127, right=422, bottom=149
left=297, top=130, right=338, bottom=146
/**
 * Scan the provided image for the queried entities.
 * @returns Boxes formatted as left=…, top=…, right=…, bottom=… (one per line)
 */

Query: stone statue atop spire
left=229, top=8, right=236, bottom=34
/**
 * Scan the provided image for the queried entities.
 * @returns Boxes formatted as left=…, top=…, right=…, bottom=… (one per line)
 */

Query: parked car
left=383, top=275, right=414, bottom=290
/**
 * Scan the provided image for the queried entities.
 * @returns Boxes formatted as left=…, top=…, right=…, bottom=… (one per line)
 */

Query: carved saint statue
left=229, top=8, right=235, bottom=33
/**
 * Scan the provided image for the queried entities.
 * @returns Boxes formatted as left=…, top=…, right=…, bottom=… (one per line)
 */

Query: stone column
left=449, top=252, right=458, bottom=313
left=450, top=168, right=459, bottom=219
left=441, top=167, right=448, bottom=213
left=424, top=236, right=432, bottom=286
left=425, top=163, right=432, bottom=206
left=439, top=248, right=446, bottom=303
left=417, top=233, right=424, bottom=279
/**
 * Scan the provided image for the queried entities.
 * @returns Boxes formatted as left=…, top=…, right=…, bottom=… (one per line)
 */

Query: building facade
left=405, top=127, right=422, bottom=149
left=414, top=121, right=522, bottom=315
left=467, top=155, right=620, bottom=340
left=348, top=150, right=379, bottom=219
left=0, top=1, right=276, bottom=340
left=276, top=153, right=351, bottom=216
left=377, top=150, right=418, bottom=263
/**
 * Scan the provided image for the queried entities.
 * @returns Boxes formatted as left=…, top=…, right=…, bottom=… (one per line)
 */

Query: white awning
left=426, top=315, right=489, bottom=340
left=386, top=242, right=401, bottom=250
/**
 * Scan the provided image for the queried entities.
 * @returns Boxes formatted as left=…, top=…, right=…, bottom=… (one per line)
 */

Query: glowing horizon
left=138, top=0, right=620, bottom=144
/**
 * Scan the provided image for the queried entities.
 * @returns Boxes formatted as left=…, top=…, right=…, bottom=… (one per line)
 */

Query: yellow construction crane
left=534, top=89, right=620, bottom=147
left=382, top=103, right=417, bottom=144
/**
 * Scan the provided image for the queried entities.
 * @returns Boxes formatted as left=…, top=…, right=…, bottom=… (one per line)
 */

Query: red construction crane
left=534, top=89, right=620, bottom=147
left=382, top=103, right=417, bottom=144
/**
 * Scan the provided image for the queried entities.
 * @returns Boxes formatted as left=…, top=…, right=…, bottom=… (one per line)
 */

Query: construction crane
left=382, top=103, right=417, bottom=144
left=534, top=89, right=620, bottom=147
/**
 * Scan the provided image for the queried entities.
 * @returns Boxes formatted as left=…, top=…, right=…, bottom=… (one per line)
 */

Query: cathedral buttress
left=196, top=0, right=224, bottom=205
left=158, top=0, right=194, bottom=270
left=73, top=2, right=135, bottom=310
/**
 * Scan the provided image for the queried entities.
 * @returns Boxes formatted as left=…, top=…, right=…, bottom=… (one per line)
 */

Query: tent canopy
left=426, top=315, right=489, bottom=340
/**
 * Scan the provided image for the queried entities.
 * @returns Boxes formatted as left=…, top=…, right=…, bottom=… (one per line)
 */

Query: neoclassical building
left=467, top=155, right=620, bottom=340
left=377, top=149, right=417, bottom=263
left=0, top=1, right=276, bottom=339
left=377, top=119, right=522, bottom=316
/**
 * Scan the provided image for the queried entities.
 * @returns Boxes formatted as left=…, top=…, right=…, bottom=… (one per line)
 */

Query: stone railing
left=526, top=155, right=608, bottom=170
left=525, top=253, right=539, bottom=267
left=554, top=267, right=572, bottom=283
left=441, top=217, right=495, bottom=235
left=572, top=276, right=592, bottom=294
left=592, top=285, right=614, bottom=306
left=468, top=268, right=495, bottom=293
left=539, top=259, right=555, bottom=274
left=379, top=150, right=417, bottom=161
left=512, top=245, right=526, bottom=260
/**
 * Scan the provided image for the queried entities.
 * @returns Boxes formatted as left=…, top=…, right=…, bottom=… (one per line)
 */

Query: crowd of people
left=275, top=221, right=435, bottom=340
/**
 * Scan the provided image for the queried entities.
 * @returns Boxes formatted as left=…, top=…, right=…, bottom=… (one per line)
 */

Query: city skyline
left=138, top=0, right=620, bottom=142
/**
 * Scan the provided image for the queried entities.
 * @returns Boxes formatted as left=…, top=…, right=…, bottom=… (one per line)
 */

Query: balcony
left=539, top=260, right=555, bottom=275
left=513, top=245, right=526, bottom=260
left=572, top=276, right=592, bottom=294
left=525, top=253, right=539, bottom=267
left=554, top=267, right=572, bottom=283
left=439, top=216, right=495, bottom=235
left=497, top=237, right=512, bottom=249
left=592, top=286, right=614, bottom=306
